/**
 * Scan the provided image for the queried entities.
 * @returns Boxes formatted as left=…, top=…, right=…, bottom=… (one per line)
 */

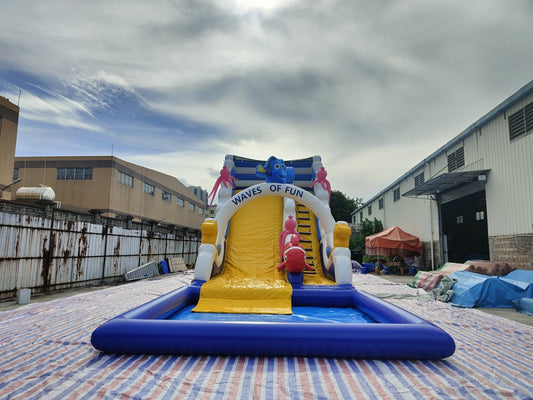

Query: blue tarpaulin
left=450, top=270, right=533, bottom=308
left=513, top=297, right=533, bottom=316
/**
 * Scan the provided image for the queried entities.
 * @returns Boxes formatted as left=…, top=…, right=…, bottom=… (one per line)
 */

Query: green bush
left=362, top=254, right=389, bottom=264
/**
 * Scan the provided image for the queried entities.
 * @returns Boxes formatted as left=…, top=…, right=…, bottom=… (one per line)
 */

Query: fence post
left=101, top=218, right=109, bottom=284
left=138, top=222, right=143, bottom=267
left=164, top=227, right=169, bottom=262
left=42, top=206, right=55, bottom=292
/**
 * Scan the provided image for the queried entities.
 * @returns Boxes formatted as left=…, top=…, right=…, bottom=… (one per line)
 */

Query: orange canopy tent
left=365, top=226, right=423, bottom=257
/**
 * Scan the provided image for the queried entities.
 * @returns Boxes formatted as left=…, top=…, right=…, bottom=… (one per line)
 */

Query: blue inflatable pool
left=92, top=156, right=455, bottom=360
left=91, top=281, right=455, bottom=360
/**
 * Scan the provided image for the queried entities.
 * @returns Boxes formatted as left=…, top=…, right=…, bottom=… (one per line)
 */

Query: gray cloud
left=1, top=0, right=532, bottom=200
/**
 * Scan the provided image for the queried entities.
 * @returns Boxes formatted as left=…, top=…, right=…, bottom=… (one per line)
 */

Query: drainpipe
left=437, top=194, right=445, bottom=264
left=426, top=161, right=435, bottom=271
left=429, top=197, right=435, bottom=271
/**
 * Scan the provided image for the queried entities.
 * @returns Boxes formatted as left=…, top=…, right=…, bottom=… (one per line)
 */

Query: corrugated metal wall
left=0, top=208, right=200, bottom=299
left=481, top=97, right=533, bottom=236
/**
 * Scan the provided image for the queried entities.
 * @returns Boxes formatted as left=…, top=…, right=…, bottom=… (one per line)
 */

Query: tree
left=329, top=190, right=362, bottom=222
left=351, top=217, right=383, bottom=254
left=361, top=217, right=383, bottom=237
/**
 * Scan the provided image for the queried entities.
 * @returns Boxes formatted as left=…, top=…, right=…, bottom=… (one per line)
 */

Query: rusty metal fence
left=0, top=204, right=200, bottom=299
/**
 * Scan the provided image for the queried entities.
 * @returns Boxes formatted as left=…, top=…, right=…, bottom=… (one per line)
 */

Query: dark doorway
left=441, top=190, right=489, bottom=263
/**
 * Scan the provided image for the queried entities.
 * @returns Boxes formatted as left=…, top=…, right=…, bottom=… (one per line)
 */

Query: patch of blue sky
left=2, top=70, right=223, bottom=156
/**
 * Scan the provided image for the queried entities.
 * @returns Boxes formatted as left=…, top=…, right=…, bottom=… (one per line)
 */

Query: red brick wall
left=490, top=235, right=533, bottom=270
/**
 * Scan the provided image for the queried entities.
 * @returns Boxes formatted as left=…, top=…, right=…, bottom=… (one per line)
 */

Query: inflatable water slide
left=91, top=155, right=455, bottom=359
left=194, top=155, right=350, bottom=315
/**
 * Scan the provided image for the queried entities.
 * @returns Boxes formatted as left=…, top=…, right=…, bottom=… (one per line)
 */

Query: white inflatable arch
left=195, top=183, right=352, bottom=284
left=215, top=183, right=334, bottom=247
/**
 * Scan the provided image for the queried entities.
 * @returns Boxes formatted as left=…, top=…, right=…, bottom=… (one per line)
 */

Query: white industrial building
left=352, top=80, right=533, bottom=270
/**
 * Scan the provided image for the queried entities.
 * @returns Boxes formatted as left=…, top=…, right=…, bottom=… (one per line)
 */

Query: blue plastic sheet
left=500, top=270, right=533, bottom=290
left=159, top=260, right=169, bottom=274
left=450, top=270, right=533, bottom=308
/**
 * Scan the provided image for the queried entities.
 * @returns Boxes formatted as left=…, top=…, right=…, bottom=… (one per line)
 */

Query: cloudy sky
left=1, top=0, right=532, bottom=202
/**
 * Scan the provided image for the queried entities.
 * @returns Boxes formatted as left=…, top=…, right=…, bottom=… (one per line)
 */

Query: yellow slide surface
left=193, top=196, right=293, bottom=314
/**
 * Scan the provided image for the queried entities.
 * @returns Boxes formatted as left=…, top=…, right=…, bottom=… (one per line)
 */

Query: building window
left=508, top=102, right=533, bottom=140
left=368, top=205, right=372, bottom=216
left=176, top=197, right=184, bottom=207
left=13, top=168, right=19, bottom=180
left=188, top=203, right=195, bottom=212
left=198, top=207, right=204, bottom=215
left=118, top=171, right=133, bottom=187
left=456, top=215, right=464, bottom=224
left=447, top=147, right=465, bottom=172
left=393, top=187, right=400, bottom=201
left=359, top=212, right=363, bottom=223
left=414, top=172, right=424, bottom=187
left=162, top=191, right=171, bottom=202
left=143, top=182, right=155, bottom=196
left=57, top=167, right=93, bottom=180
left=476, top=211, right=485, bottom=221
left=378, top=198, right=384, bottom=210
